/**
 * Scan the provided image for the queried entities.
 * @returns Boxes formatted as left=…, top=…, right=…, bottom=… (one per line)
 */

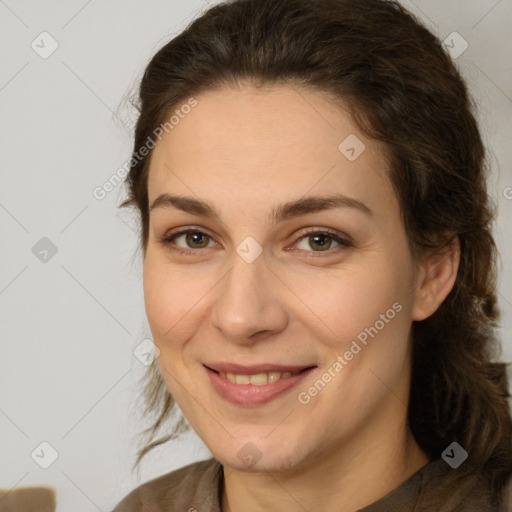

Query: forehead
left=147, top=84, right=395, bottom=216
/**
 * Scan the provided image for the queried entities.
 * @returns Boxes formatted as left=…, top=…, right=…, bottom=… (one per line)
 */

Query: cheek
left=297, top=264, right=407, bottom=338
left=300, top=270, right=411, bottom=408
left=142, top=255, right=220, bottom=359
left=142, top=260, right=203, bottom=401
left=143, top=257, right=190, bottom=347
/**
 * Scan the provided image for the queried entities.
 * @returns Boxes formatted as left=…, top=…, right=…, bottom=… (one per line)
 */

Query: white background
left=1, top=1, right=511, bottom=510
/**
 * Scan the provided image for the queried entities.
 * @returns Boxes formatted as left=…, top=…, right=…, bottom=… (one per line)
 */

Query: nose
left=210, top=250, right=289, bottom=345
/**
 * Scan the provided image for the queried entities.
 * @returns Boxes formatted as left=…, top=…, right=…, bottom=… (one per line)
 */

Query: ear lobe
left=411, top=236, right=460, bottom=322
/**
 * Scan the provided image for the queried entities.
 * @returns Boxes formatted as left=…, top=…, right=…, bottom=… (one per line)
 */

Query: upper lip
left=204, top=363, right=316, bottom=374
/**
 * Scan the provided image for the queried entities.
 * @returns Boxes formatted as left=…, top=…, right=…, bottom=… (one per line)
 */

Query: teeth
left=268, top=371, right=281, bottom=383
left=248, top=373, right=267, bottom=385
left=218, top=370, right=300, bottom=385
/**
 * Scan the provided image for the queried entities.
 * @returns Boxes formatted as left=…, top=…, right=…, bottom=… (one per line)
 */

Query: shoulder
left=414, top=458, right=507, bottom=511
left=112, top=457, right=223, bottom=512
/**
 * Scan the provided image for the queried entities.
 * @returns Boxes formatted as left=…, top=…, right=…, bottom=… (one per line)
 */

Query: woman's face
left=143, top=84, right=428, bottom=473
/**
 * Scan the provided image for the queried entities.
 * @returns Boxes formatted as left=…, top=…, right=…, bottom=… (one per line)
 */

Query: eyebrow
left=149, top=192, right=373, bottom=225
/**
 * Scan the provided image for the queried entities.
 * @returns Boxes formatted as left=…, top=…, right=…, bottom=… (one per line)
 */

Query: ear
left=411, top=236, right=460, bottom=322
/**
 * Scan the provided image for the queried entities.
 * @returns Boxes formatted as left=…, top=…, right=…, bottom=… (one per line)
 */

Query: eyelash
left=159, top=227, right=353, bottom=258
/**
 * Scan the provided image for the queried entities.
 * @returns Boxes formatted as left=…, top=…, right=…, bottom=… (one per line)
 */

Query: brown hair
left=119, top=0, right=512, bottom=504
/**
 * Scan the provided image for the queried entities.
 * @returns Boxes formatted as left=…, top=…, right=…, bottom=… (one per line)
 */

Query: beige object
left=0, top=486, right=56, bottom=512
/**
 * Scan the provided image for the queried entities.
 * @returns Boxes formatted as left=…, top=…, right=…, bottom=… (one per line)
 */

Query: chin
left=211, top=436, right=311, bottom=474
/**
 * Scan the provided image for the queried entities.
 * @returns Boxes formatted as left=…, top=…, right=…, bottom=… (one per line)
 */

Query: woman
left=113, top=0, right=512, bottom=510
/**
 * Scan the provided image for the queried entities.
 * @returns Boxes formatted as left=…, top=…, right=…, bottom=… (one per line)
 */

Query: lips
left=204, top=363, right=317, bottom=406
left=204, top=363, right=315, bottom=374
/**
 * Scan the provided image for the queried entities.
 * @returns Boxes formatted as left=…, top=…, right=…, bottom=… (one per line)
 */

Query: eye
left=159, top=227, right=352, bottom=257
left=293, top=228, right=352, bottom=256
left=161, top=229, right=216, bottom=255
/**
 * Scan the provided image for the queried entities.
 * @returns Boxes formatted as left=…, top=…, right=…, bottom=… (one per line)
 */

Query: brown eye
left=161, top=229, right=215, bottom=254
left=181, top=231, right=211, bottom=249
left=295, top=229, right=352, bottom=255
left=299, top=233, right=337, bottom=251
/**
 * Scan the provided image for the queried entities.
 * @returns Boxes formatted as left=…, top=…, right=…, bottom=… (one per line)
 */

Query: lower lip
left=205, top=366, right=316, bottom=406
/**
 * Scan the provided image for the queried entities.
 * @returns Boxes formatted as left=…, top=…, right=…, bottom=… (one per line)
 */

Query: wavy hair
left=119, top=0, right=512, bottom=505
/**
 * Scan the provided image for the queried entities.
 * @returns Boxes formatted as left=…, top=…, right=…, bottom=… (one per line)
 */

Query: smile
left=219, top=369, right=301, bottom=385
left=204, top=365, right=316, bottom=406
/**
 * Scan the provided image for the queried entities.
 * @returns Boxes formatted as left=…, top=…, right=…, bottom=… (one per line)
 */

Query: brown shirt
left=112, top=457, right=505, bottom=511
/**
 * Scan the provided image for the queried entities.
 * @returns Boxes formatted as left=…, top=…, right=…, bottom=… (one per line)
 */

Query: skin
left=143, top=82, right=460, bottom=512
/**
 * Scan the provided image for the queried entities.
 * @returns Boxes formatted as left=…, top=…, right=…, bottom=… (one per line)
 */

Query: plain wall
left=0, top=1, right=511, bottom=510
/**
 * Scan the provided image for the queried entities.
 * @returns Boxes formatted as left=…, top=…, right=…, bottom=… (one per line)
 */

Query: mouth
left=204, top=363, right=317, bottom=406
left=205, top=365, right=311, bottom=385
